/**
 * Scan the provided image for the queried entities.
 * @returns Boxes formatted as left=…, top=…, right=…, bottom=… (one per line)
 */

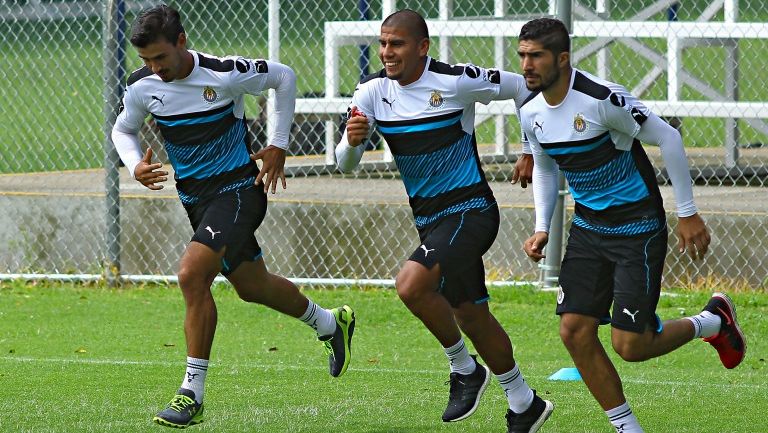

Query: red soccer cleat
left=702, top=292, right=746, bottom=369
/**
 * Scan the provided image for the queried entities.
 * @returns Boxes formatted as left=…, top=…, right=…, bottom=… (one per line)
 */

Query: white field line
left=0, top=356, right=763, bottom=389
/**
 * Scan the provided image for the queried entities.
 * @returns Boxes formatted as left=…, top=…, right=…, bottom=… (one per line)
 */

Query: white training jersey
left=520, top=68, right=665, bottom=236
left=114, top=50, right=295, bottom=205
left=345, top=57, right=530, bottom=227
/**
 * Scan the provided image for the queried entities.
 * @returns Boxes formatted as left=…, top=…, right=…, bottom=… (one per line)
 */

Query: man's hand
left=346, top=106, right=369, bottom=147
left=523, top=231, right=549, bottom=262
left=251, top=145, right=287, bottom=194
left=511, top=153, right=533, bottom=188
left=133, top=148, right=168, bottom=190
left=677, top=213, right=710, bottom=260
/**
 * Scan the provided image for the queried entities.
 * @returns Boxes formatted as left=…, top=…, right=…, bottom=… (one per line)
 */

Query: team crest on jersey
left=573, top=112, right=588, bottom=135
left=202, top=86, right=218, bottom=103
left=428, top=90, right=444, bottom=109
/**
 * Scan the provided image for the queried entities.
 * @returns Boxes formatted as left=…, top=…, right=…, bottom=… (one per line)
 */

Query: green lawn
left=0, top=282, right=765, bottom=432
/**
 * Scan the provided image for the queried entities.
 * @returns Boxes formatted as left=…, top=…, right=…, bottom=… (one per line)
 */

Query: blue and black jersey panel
left=539, top=131, right=619, bottom=172
left=396, top=132, right=480, bottom=198
left=411, top=186, right=494, bottom=228
left=539, top=132, right=647, bottom=209
left=163, top=120, right=250, bottom=181
left=152, top=102, right=238, bottom=147
left=376, top=110, right=493, bottom=227
left=153, top=102, right=255, bottom=204
left=554, top=137, right=664, bottom=236
left=573, top=198, right=664, bottom=236
left=177, top=163, right=258, bottom=207
left=377, top=110, right=466, bottom=156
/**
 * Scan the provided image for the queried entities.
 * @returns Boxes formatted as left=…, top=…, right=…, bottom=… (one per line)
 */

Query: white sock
left=685, top=311, right=721, bottom=338
left=299, top=300, right=336, bottom=336
left=181, top=356, right=208, bottom=404
left=606, top=402, right=644, bottom=433
left=496, top=365, right=534, bottom=413
left=443, top=339, right=476, bottom=375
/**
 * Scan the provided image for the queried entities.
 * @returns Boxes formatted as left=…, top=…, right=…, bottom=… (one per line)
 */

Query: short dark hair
left=382, top=9, right=429, bottom=40
left=130, top=4, right=185, bottom=47
left=519, top=18, right=570, bottom=54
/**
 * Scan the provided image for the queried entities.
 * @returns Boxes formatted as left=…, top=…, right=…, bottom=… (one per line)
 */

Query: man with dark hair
left=112, top=5, right=355, bottom=429
left=336, top=9, right=552, bottom=433
left=518, top=17, right=746, bottom=433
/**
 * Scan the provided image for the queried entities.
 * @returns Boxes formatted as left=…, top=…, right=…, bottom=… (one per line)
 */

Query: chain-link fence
left=0, top=0, right=766, bottom=290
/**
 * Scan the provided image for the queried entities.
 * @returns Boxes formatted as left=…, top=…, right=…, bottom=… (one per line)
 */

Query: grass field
left=0, top=281, right=765, bottom=432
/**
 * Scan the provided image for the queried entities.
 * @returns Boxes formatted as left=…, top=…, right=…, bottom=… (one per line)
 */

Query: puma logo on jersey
left=151, top=94, right=166, bottom=106
left=205, top=226, right=221, bottom=239
left=534, top=121, right=544, bottom=133
left=420, top=245, right=435, bottom=257
left=382, top=97, right=395, bottom=109
left=622, top=308, right=639, bottom=323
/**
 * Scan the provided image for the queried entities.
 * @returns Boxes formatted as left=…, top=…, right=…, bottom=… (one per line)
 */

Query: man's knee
left=227, top=261, right=274, bottom=304
left=611, top=334, right=651, bottom=362
left=454, top=304, right=492, bottom=336
left=395, top=273, right=420, bottom=306
left=178, top=264, right=217, bottom=298
left=559, top=315, right=598, bottom=352
left=234, top=278, right=272, bottom=303
left=395, top=262, right=438, bottom=307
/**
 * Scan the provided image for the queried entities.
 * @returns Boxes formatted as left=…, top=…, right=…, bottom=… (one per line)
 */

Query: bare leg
left=225, top=256, right=308, bottom=318
left=560, top=313, right=625, bottom=410
left=177, top=242, right=222, bottom=359
left=395, top=260, right=461, bottom=347
left=611, top=319, right=695, bottom=362
left=454, top=302, right=515, bottom=374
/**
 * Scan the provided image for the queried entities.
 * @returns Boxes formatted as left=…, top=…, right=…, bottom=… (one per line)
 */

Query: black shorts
left=557, top=224, right=668, bottom=333
left=185, top=186, right=267, bottom=275
left=409, top=202, right=499, bottom=308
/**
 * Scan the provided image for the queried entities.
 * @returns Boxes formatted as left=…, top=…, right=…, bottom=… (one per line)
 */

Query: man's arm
left=237, top=60, right=297, bottom=192
left=112, top=126, right=168, bottom=190
left=485, top=67, right=534, bottom=200
left=531, top=149, right=560, bottom=234
left=111, top=127, right=143, bottom=178
left=512, top=126, right=534, bottom=188
left=601, top=85, right=709, bottom=259
left=112, top=86, right=168, bottom=189
left=335, top=85, right=375, bottom=173
left=335, top=116, right=369, bottom=173
left=636, top=113, right=710, bottom=259
left=255, top=61, right=296, bottom=150
left=522, top=146, right=558, bottom=261
left=636, top=113, right=696, bottom=216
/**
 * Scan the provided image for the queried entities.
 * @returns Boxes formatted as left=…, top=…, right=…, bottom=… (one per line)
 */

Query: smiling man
left=112, top=5, right=355, bottom=428
left=335, top=9, right=552, bottom=433
left=517, top=17, right=746, bottom=433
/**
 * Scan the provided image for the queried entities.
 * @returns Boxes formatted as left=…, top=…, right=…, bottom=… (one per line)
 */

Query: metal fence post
left=358, top=0, right=371, bottom=78
left=268, top=0, right=280, bottom=159
left=102, top=0, right=125, bottom=286
left=540, top=0, right=572, bottom=289
left=724, top=0, right=740, bottom=169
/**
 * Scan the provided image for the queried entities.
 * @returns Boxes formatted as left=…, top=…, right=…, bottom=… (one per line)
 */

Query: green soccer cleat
left=152, top=388, right=204, bottom=429
left=318, top=305, right=355, bottom=377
